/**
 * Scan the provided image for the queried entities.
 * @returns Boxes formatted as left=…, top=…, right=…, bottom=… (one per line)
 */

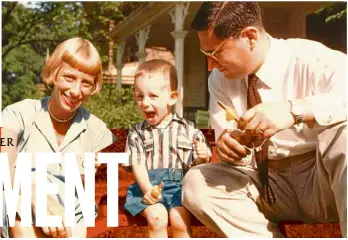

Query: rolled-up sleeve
left=304, top=49, right=347, bottom=126
left=2, top=103, right=25, bottom=135
left=91, top=120, right=116, bottom=152
left=123, top=129, right=146, bottom=169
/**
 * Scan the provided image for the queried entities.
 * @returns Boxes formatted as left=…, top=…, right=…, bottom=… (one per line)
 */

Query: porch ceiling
left=112, top=1, right=325, bottom=43
left=111, top=2, right=175, bottom=43
left=260, top=2, right=324, bottom=14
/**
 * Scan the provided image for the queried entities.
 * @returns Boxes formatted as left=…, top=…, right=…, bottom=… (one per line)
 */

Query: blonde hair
left=134, top=59, right=178, bottom=91
left=42, top=37, right=103, bottom=94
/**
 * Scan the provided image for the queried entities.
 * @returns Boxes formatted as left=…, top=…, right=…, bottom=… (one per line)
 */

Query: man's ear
left=240, top=26, right=259, bottom=51
left=168, top=90, right=178, bottom=106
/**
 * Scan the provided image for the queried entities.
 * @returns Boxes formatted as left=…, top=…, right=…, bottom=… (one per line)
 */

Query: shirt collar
left=34, top=97, right=88, bottom=151
left=60, top=107, right=87, bottom=150
left=33, top=98, right=59, bottom=151
left=254, top=34, right=279, bottom=89
left=142, top=113, right=186, bottom=129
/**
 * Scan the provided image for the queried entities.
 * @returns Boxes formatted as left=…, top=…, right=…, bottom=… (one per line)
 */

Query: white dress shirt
left=209, top=35, right=347, bottom=160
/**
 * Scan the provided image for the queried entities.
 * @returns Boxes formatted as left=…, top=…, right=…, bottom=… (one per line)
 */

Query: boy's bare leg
left=141, top=203, right=168, bottom=238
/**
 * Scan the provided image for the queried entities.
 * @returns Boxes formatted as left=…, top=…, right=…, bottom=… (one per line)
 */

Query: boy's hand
left=193, top=139, right=210, bottom=163
left=142, top=184, right=163, bottom=205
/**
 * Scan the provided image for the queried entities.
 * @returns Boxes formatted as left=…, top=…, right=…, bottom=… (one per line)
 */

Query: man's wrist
left=288, top=99, right=316, bottom=128
left=286, top=100, right=295, bottom=126
left=289, top=99, right=304, bottom=125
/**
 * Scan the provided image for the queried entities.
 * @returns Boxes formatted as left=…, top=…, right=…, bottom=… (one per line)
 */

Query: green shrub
left=84, top=85, right=142, bottom=129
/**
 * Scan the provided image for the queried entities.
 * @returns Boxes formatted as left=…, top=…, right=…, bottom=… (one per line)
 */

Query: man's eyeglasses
left=200, top=37, right=231, bottom=61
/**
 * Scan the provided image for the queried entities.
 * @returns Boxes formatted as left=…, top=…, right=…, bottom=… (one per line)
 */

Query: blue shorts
left=124, top=168, right=184, bottom=216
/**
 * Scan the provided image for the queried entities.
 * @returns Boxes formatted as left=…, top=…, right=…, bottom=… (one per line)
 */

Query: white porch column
left=116, top=41, right=125, bottom=89
left=135, top=25, right=151, bottom=64
left=169, top=2, right=190, bottom=117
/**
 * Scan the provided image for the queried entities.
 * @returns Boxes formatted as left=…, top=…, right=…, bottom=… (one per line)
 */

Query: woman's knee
left=71, top=220, right=87, bottom=238
left=143, top=204, right=168, bottom=231
left=10, top=220, right=43, bottom=238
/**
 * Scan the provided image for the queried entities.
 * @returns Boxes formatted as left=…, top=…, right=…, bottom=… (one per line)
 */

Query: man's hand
left=238, top=101, right=294, bottom=138
left=36, top=195, right=72, bottom=238
left=193, top=139, right=210, bottom=163
left=216, top=129, right=250, bottom=164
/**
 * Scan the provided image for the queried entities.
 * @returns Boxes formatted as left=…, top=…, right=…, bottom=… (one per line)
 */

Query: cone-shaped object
left=217, top=101, right=239, bottom=122
left=151, top=182, right=164, bottom=198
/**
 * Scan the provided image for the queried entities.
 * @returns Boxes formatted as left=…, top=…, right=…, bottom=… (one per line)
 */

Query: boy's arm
left=125, top=129, right=155, bottom=194
left=132, top=165, right=153, bottom=194
left=127, top=131, right=161, bottom=204
left=133, top=165, right=161, bottom=205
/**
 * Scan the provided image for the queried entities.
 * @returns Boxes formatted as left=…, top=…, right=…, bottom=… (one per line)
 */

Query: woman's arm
left=1, top=128, right=70, bottom=238
left=1, top=128, right=18, bottom=186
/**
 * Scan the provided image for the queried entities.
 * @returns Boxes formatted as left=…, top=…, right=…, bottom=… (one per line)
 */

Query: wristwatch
left=289, top=100, right=304, bottom=125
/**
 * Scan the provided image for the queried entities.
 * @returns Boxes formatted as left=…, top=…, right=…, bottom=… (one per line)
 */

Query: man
left=182, top=2, right=346, bottom=238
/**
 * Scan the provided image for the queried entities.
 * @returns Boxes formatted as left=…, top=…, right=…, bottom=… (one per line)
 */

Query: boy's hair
left=191, top=2, right=263, bottom=39
left=134, top=59, right=178, bottom=91
left=42, top=37, right=103, bottom=94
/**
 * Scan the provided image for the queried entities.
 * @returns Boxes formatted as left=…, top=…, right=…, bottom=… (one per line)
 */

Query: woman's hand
left=36, top=195, right=72, bottom=238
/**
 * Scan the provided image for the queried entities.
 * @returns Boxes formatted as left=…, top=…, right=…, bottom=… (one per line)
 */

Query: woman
left=1, top=37, right=115, bottom=238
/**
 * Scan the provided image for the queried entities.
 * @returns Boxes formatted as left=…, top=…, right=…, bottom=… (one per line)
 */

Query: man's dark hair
left=191, top=2, right=263, bottom=39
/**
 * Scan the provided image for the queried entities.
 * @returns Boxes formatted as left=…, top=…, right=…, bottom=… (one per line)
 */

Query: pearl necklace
left=48, top=100, right=76, bottom=123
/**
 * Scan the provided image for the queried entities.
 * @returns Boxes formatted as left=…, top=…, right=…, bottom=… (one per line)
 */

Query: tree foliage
left=2, top=1, right=143, bottom=127
left=2, top=2, right=80, bottom=60
left=307, top=2, right=346, bottom=53
left=315, top=2, right=347, bottom=23
left=78, top=2, right=144, bottom=65
left=2, top=44, right=41, bottom=107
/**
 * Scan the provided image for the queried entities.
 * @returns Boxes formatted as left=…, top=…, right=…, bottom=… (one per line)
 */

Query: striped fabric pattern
left=124, top=113, right=210, bottom=170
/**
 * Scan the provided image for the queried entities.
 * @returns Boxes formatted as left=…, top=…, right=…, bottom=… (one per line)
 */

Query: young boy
left=124, top=59, right=211, bottom=238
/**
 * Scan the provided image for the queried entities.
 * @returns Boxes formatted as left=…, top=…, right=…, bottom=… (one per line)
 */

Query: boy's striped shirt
left=124, top=113, right=211, bottom=170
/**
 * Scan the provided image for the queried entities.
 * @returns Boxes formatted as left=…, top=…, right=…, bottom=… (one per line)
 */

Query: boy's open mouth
left=145, top=111, right=156, bottom=120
